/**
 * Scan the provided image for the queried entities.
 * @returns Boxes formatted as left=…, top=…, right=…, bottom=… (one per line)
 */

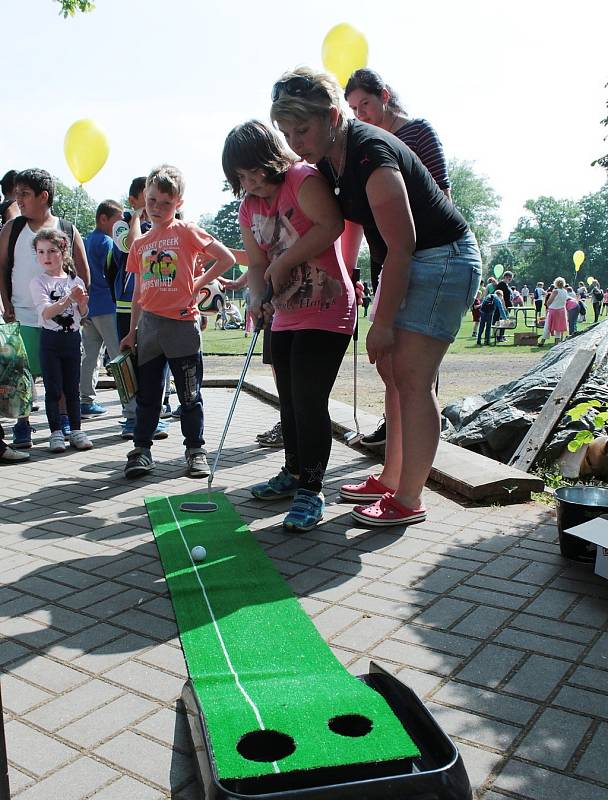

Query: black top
left=496, top=280, right=512, bottom=308
left=317, top=119, right=468, bottom=265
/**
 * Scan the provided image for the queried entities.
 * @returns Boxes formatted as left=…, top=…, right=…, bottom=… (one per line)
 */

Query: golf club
left=180, top=283, right=273, bottom=514
left=344, top=267, right=364, bottom=446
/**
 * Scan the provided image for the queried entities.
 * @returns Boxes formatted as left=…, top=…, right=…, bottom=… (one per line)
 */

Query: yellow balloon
left=573, top=249, right=585, bottom=271
left=322, top=23, right=368, bottom=88
left=64, top=119, right=109, bottom=184
left=587, top=276, right=595, bottom=286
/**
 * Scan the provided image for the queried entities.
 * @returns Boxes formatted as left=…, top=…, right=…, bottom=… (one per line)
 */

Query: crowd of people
left=471, top=271, right=605, bottom=346
left=1, top=64, right=484, bottom=530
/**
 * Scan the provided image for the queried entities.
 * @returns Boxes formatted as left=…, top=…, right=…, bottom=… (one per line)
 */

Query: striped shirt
left=393, top=118, right=450, bottom=192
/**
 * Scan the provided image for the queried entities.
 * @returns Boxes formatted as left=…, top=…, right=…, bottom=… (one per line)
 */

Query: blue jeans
left=134, top=351, right=204, bottom=450
left=567, top=306, right=579, bottom=334
left=39, top=328, right=81, bottom=432
left=477, top=311, right=494, bottom=344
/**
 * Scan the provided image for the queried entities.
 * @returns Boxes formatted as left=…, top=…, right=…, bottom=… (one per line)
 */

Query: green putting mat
left=146, top=492, right=419, bottom=781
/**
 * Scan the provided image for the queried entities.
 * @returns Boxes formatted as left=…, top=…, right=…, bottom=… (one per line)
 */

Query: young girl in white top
left=29, top=229, right=93, bottom=453
left=539, top=276, right=568, bottom=346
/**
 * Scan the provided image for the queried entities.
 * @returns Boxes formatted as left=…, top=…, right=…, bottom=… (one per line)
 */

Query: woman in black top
left=269, top=67, right=481, bottom=528
left=344, top=67, right=453, bottom=445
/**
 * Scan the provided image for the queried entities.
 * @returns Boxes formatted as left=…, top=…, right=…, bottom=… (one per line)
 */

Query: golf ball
left=191, top=545, right=207, bottom=562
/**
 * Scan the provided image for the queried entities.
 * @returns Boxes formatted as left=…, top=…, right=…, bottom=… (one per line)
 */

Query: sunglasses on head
left=271, top=76, right=316, bottom=102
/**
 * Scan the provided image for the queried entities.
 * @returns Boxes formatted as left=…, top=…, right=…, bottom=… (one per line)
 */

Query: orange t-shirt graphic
left=126, top=220, right=215, bottom=320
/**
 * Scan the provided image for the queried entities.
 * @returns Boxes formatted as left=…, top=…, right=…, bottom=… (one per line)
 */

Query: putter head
left=179, top=502, right=218, bottom=513
left=344, top=430, right=364, bottom=447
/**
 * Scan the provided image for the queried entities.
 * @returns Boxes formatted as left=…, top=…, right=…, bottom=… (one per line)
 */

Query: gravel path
left=204, top=350, right=545, bottom=417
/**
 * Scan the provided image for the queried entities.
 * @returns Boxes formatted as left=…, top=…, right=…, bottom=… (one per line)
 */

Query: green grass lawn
left=201, top=302, right=601, bottom=357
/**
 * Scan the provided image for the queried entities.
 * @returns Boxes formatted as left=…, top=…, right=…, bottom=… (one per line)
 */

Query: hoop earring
left=329, top=126, right=336, bottom=143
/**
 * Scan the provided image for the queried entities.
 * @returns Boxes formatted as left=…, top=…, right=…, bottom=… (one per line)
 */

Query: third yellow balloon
left=573, top=250, right=585, bottom=271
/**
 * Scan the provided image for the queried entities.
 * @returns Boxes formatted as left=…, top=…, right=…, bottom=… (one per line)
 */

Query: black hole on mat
left=237, top=730, right=296, bottom=762
left=328, top=714, right=373, bottom=737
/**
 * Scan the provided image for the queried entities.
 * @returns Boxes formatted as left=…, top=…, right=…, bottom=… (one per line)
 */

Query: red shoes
left=340, top=474, right=393, bottom=502
left=352, top=493, right=427, bottom=527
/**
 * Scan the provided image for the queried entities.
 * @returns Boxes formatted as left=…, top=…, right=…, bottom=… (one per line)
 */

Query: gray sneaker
left=257, top=421, right=284, bottom=448
left=49, top=430, right=66, bottom=453
left=0, top=447, right=30, bottom=463
left=124, top=447, right=154, bottom=478
left=186, top=448, right=210, bottom=478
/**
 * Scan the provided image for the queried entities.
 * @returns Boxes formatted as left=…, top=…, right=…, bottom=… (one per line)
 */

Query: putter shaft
left=207, top=284, right=273, bottom=490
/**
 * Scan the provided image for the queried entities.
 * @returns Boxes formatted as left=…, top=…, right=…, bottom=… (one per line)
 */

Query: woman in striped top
left=345, top=68, right=451, bottom=212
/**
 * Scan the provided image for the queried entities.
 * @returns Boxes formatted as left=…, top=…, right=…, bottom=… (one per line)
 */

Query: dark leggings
left=40, top=328, right=81, bottom=432
left=271, top=329, right=350, bottom=493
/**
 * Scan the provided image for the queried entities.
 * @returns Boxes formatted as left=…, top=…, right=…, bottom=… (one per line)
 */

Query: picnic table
left=511, top=306, right=539, bottom=328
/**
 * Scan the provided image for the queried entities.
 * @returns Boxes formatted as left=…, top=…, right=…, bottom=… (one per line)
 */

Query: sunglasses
left=271, top=76, right=316, bottom=102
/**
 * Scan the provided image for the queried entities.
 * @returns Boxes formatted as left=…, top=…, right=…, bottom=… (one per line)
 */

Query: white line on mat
left=165, top=496, right=281, bottom=774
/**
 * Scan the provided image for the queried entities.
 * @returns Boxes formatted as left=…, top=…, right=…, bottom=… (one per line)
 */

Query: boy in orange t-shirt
left=120, top=164, right=234, bottom=478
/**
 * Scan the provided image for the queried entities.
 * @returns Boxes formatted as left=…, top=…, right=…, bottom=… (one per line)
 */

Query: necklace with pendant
left=327, top=127, right=347, bottom=196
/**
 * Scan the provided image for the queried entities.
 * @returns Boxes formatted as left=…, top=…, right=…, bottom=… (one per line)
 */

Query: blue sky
left=3, top=0, right=607, bottom=237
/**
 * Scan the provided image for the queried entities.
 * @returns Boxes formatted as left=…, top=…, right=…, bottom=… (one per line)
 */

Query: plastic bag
left=0, top=322, right=33, bottom=418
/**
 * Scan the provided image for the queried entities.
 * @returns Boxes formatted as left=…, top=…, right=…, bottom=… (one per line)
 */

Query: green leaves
left=566, top=400, right=603, bottom=421
left=566, top=401, right=608, bottom=451
left=448, top=159, right=501, bottom=253
left=55, top=0, right=95, bottom=17
left=52, top=179, right=97, bottom=237
left=568, top=431, right=595, bottom=452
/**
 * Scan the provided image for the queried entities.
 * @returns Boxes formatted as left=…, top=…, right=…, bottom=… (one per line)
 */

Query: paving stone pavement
left=1, top=386, right=607, bottom=799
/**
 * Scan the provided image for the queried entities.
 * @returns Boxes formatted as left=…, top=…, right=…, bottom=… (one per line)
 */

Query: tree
left=52, top=179, right=97, bottom=237
left=512, top=196, right=582, bottom=285
left=448, top=159, right=501, bottom=255
left=202, top=200, right=242, bottom=251
left=591, top=82, right=608, bottom=171
left=200, top=187, right=244, bottom=283
left=489, top=245, right=516, bottom=271
left=579, top=185, right=608, bottom=286
left=55, top=0, right=94, bottom=16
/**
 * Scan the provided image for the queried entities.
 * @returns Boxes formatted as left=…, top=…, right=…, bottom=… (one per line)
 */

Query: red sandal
left=340, top=474, right=393, bottom=502
left=352, top=493, right=427, bottom=527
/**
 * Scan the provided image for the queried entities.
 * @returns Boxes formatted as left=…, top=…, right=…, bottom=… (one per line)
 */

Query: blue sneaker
left=171, top=405, right=182, bottom=419
left=160, top=400, right=172, bottom=419
left=80, top=402, right=107, bottom=418
left=121, top=419, right=168, bottom=440
left=251, top=467, right=298, bottom=500
left=60, top=414, right=71, bottom=437
left=13, top=420, right=34, bottom=450
left=283, top=489, right=325, bottom=532
left=121, top=419, right=135, bottom=440
left=153, top=420, right=169, bottom=440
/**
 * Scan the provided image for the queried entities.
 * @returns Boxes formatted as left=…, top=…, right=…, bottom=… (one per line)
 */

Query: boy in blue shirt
left=81, top=200, right=123, bottom=417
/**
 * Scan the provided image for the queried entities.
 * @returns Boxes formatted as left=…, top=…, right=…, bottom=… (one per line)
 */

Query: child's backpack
left=481, top=294, right=496, bottom=312
left=0, top=199, right=16, bottom=230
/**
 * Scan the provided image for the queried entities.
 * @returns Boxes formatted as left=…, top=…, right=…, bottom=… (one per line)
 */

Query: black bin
left=555, top=485, right=608, bottom=560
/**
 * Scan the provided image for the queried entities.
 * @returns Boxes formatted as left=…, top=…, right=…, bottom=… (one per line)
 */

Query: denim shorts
left=373, top=230, right=482, bottom=343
